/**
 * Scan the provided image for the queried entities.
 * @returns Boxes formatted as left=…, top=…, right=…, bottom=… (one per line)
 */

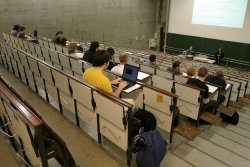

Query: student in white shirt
left=111, top=53, right=129, bottom=76
left=67, top=42, right=83, bottom=59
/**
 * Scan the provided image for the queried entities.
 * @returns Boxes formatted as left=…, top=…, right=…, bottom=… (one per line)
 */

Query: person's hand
left=118, top=81, right=128, bottom=90
left=111, top=78, right=122, bottom=85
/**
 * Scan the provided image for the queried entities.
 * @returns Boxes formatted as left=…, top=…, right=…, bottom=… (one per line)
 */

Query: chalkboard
left=166, top=33, right=250, bottom=70
left=185, top=36, right=203, bottom=52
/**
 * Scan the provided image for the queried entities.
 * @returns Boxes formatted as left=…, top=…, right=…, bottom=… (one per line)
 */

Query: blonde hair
left=67, top=42, right=77, bottom=54
left=119, top=53, right=129, bottom=64
left=186, top=66, right=196, bottom=77
left=216, top=69, right=224, bottom=78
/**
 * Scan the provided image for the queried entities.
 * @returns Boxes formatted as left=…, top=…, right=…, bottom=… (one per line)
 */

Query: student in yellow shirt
left=82, top=50, right=128, bottom=97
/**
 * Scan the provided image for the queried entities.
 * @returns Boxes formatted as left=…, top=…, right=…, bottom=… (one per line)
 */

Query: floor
left=1, top=65, right=250, bottom=167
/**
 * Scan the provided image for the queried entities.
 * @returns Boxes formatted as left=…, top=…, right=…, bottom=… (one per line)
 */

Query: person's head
left=186, top=66, right=196, bottom=77
left=119, top=53, right=129, bottom=64
left=67, top=42, right=77, bottom=54
left=90, top=41, right=99, bottom=52
left=218, top=48, right=222, bottom=52
left=197, top=67, right=208, bottom=79
left=149, top=54, right=156, bottom=63
left=60, top=37, right=67, bottom=46
left=55, top=31, right=63, bottom=38
left=77, top=45, right=84, bottom=52
left=92, top=50, right=111, bottom=69
left=13, top=25, right=20, bottom=31
left=19, top=26, right=26, bottom=32
left=216, top=69, right=224, bottom=78
left=172, top=61, right=181, bottom=70
left=106, top=47, right=115, bottom=57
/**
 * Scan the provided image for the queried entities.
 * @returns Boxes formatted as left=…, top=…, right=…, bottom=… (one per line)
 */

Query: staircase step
left=217, top=106, right=235, bottom=117
left=199, top=112, right=222, bottom=125
left=174, top=122, right=200, bottom=140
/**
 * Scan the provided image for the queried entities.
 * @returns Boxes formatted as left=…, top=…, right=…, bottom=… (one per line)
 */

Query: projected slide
left=192, top=0, right=248, bottom=28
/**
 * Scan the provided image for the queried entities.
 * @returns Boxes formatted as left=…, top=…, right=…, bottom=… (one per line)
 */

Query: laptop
left=114, top=64, right=139, bottom=90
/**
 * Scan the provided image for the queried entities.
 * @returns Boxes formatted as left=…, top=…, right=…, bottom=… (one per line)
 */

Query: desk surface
left=207, top=84, right=218, bottom=93
left=137, top=72, right=150, bottom=81
left=123, top=84, right=141, bottom=93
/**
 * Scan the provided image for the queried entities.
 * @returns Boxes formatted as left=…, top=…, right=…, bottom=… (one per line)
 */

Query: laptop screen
left=122, top=64, right=139, bottom=82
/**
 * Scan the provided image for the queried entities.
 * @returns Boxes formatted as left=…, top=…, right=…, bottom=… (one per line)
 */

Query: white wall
left=168, top=0, right=250, bottom=44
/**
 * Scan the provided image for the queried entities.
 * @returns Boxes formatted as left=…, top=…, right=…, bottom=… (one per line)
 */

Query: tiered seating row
left=0, top=40, right=179, bottom=165
left=0, top=75, right=76, bottom=167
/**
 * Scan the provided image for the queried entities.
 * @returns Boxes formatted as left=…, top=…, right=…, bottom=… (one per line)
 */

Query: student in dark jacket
left=205, top=69, right=226, bottom=105
left=83, top=41, right=99, bottom=63
left=167, top=61, right=182, bottom=75
left=186, top=67, right=218, bottom=114
left=106, top=47, right=118, bottom=70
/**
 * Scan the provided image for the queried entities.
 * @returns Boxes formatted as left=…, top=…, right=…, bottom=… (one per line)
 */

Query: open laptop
left=114, top=64, right=139, bottom=90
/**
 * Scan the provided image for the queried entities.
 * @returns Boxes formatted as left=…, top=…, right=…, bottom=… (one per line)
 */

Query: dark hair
left=90, top=41, right=99, bottom=52
left=54, top=37, right=61, bottom=44
left=20, top=26, right=26, bottom=31
left=198, top=67, right=208, bottom=77
left=55, top=31, right=63, bottom=36
left=149, top=54, right=156, bottom=62
left=92, top=50, right=111, bottom=67
left=106, top=47, right=115, bottom=56
left=60, top=37, right=67, bottom=46
left=173, top=61, right=181, bottom=69
left=77, top=45, right=84, bottom=52
left=13, top=25, right=20, bottom=31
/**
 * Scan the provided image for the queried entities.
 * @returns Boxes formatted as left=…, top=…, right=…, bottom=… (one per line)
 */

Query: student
left=111, top=53, right=129, bottom=76
left=10, top=25, right=20, bottom=36
left=17, top=26, right=27, bottom=39
left=141, top=54, right=157, bottom=67
left=67, top=42, right=83, bottom=59
left=83, top=50, right=128, bottom=97
left=83, top=41, right=99, bottom=63
left=106, top=47, right=118, bottom=70
left=186, top=67, right=218, bottom=114
left=60, top=37, right=68, bottom=46
left=52, top=31, right=63, bottom=43
left=167, top=61, right=181, bottom=75
left=215, top=48, right=224, bottom=65
left=185, top=66, right=196, bottom=78
left=205, top=69, right=226, bottom=105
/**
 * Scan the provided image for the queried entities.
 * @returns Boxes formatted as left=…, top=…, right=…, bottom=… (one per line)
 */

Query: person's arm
left=112, top=81, right=128, bottom=97
left=111, top=78, right=121, bottom=85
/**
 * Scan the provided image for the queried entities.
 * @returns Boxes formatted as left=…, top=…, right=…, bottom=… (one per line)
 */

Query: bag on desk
left=220, top=111, right=239, bottom=125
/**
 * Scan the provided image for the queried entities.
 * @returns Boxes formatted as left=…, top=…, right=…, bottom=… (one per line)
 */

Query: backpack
left=133, top=128, right=167, bottom=167
left=220, top=111, right=239, bottom=125
left=133, top=109, right=157, bottom=133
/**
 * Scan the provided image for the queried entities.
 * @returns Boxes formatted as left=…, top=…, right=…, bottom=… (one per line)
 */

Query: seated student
left=17, top=26, right=33, bottom=41
left=215, top=48, right=224, bottom=65
left=167, top=61, right=182, bottom=75
left=60, top=37, right=68, bottom=46
left=52, top=31, right=63, bottom=43
left=111, top=53, right=129, bottom=76
left=141, top=54, right=157, bottom=67
left=186, top=67, right=218, bottom=114
left=205, top=69, right=226, bottom=105
left=106, top=47, right=118, bottom=70
left=10, top=25, right=20, bottom=36
left=17, top=26, right=27, bottom=39
left=82, top=50, right=135, bottom=107
left=83, top=41, right=99, bottom=63
left=185, top=66, right=196, bottom=78
left=67, top=42, right=83, bottom=59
